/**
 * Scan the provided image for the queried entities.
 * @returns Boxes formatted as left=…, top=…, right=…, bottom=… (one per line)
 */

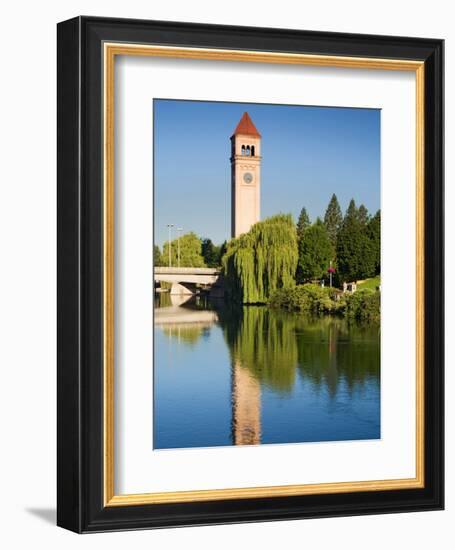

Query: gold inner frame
left=103, top=43, right=425, bottom=507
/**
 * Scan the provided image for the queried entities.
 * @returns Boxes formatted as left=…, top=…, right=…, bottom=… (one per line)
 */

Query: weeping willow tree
left=222, top=214, right=298, bottom=303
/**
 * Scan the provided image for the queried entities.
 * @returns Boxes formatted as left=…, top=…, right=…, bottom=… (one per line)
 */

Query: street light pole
left=177, top=227, right=183, bottom=268
left=166, top=224, right=174, bottom=267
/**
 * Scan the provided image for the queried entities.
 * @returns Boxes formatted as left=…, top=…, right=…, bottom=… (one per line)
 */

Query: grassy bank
left=357, top=276, right=381, bottom=291
left=269, top=283, right=380, bottom=324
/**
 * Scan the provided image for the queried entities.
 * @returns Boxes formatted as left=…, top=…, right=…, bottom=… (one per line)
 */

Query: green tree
left=298, top=218, right=333, bottom=281
left=358, top=204, right=370, bottom=225
left=296, top=207, right=311, bottom=283
left=345, top=199, right=358, bottom=223
left=367, top=210, right=381, bottom=275
left=201, top=238, right=220, bottom=267
left=296, top=207, right=311, bottom=240
left=337, top=200, right=375, bottom=281
left=323, top=194, right=343, bottom=247
left=223, top=214, right=298, bottom=303
left=217, top=240, right=227, bottom=265
left=162, top=231, right=206, bottom=268
left=153, top=245, right=162, bottom=266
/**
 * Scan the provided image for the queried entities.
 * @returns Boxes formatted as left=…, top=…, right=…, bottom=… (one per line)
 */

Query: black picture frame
left=57, top=16, right=444, bottom=533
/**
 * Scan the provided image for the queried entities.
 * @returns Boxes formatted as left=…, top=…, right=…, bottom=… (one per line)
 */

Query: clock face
left=243, top=172, right=253, bottom=184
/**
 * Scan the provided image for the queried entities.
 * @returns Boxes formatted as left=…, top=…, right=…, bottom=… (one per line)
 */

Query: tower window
left=241, top=145, right=246, bottom=155
left=251, top=145, right=255, bottom=156
left=246, top=145, right=251, bottom=156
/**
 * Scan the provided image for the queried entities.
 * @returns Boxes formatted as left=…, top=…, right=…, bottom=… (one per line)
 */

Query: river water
left=154, top=294, right=380, bottom=449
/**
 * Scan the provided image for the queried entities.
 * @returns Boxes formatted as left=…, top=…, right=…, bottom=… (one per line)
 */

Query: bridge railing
left=154, top=267, right=221, bottom=275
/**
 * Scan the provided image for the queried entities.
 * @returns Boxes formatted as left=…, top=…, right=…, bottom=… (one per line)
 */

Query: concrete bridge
left=154, top=266, right=222, bottom=295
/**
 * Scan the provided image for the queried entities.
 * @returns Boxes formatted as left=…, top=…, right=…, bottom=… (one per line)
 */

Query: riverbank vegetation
left=269, top=284, right=343, bottom=315
left=344, top=288, right=380, bottom=323
left=154, top=194, right=380, bottom=323
left=269, top=284, right=380, bottom=324
left=221, top=194, right=380, bottom=322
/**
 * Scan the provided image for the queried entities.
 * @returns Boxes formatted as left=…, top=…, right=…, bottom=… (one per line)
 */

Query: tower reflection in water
left=231, top=360, right=261, bottom=445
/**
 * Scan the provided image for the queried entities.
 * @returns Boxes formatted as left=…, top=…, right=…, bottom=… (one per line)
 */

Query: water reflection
left=154, top=294, right=380, bottom=449
left=231, top=360, right=261, bottom=445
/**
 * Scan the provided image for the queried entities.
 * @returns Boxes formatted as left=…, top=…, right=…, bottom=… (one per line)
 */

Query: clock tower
left=230, top=112, right=261, bottom=238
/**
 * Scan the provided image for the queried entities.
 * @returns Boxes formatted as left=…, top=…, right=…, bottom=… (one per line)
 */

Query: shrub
left=269, top=284, right=341, bottom=315
left=269, top=285, right=380, bottom=322
left=345, top=289, right=380, bottom=323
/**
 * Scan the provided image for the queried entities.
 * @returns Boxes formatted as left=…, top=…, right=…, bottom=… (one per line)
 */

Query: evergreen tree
left=295, top=207, right=311, bottom=283
left=345, top=198, right=358, bottom=222
left=162, top=232, right=206, bottom=268
left=201, top=238, right=220, bottom=267
left=298, top=218, right=333, bottom=281
left=217, top=240, right=227, bottom=265
left=367, top=210, right=381, bottom=275
left=358, top=204, right=370, bottom=225
left=296, top=207, right=311, bottom=240
left=337, top=200, right=376, bottom=281
left=323, top=194, right=343, bottom=247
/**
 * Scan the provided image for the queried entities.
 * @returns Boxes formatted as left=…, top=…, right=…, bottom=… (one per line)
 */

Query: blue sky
left=154, top=99, right=380, bottom=247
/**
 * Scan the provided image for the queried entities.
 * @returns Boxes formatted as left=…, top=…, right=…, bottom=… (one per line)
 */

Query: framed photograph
left=57, top=16, right=444, bottom=532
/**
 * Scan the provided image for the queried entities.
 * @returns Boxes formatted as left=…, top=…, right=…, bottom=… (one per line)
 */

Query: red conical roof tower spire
left=231, top=112, right=261, bottom=138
